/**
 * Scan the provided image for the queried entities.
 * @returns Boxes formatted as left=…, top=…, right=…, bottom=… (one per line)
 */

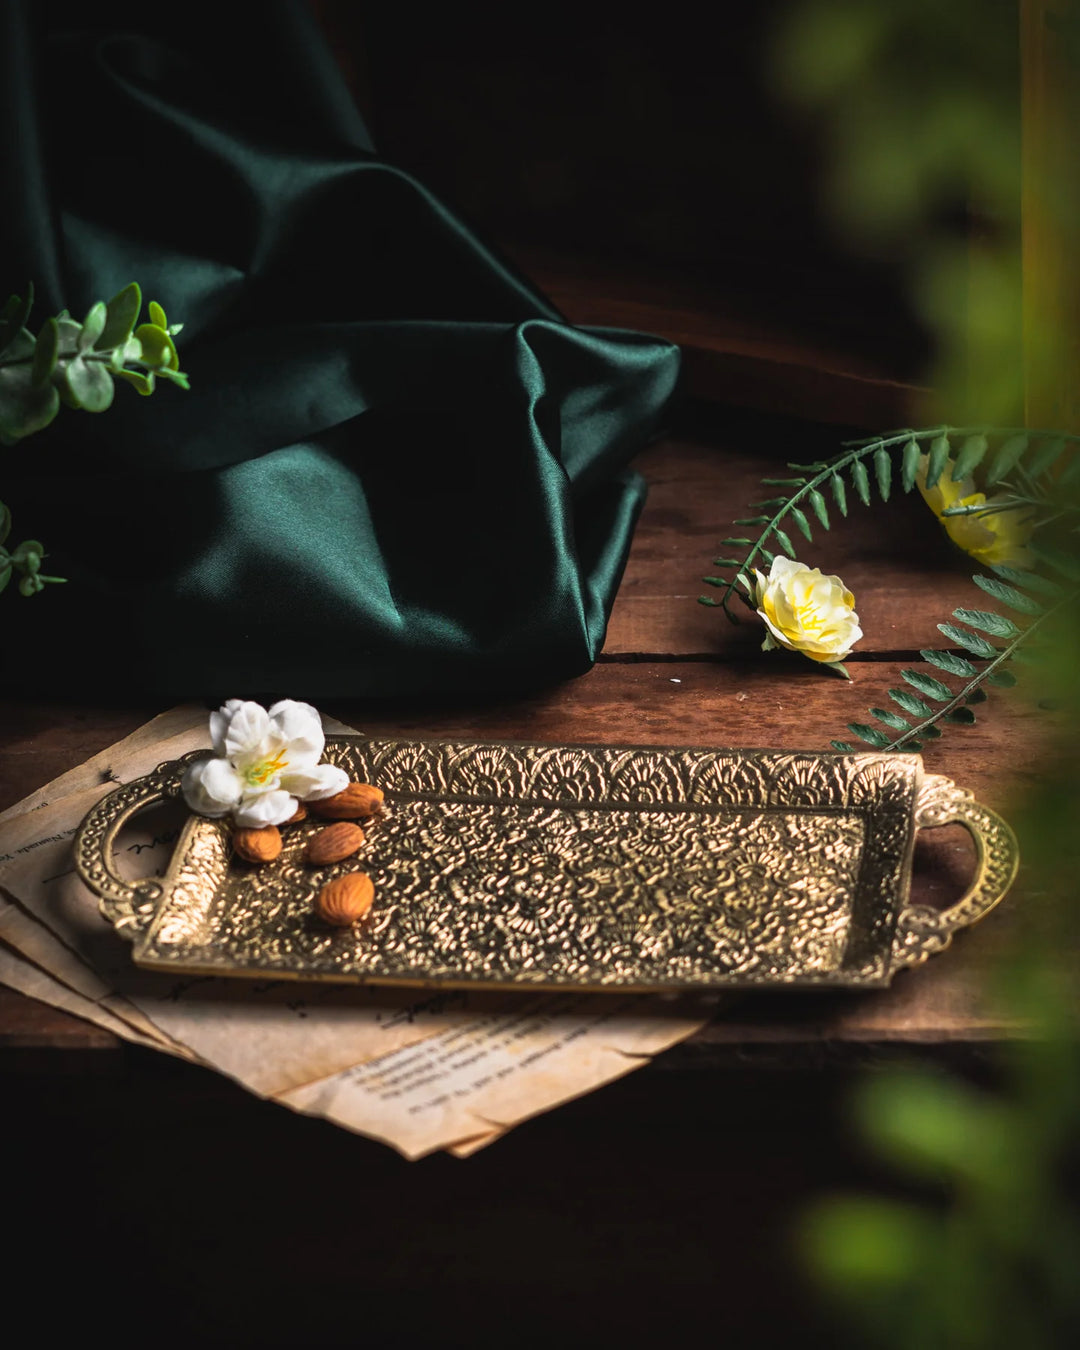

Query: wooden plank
left=605, top=433, right=1005, bottom=657
left=509, top=244, right=928, bottom=426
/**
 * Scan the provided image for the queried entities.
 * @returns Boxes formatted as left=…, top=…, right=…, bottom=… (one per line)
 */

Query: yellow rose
left=750, top=556, right=863, bottom=664
left=917, top=456, right=1034, bottom=569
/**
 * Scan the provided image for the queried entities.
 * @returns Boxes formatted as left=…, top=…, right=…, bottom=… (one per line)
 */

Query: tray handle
left=73, top=750, right=207, bottom=938
left=892, top=774, right=1020, bottom=969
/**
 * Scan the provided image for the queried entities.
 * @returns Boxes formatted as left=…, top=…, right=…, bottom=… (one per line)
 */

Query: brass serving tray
left=74, top=737, right=1018, bottom=993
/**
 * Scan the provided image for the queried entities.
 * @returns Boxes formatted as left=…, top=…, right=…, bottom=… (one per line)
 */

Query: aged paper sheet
left=0, top=709, right=707, bottom=1153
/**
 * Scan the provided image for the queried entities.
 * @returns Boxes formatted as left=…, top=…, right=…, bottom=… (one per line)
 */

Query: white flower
left=749, top=555, right=862, bottom=665
left=182, top=699, right=349, bottom=828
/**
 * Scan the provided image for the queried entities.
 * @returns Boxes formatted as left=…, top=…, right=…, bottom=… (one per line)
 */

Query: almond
left=233, top=825, right=283, bottom=864
left=316, top=873, right=375, bottom=927
left=285, top=802, right=308, bottom=823
left=305, top=822, right=365, bottom=865
left=309, top=782, right=385, bottom=821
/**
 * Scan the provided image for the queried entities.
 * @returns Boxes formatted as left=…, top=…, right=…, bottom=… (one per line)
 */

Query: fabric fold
left=1, top=1, right=679, bottom=697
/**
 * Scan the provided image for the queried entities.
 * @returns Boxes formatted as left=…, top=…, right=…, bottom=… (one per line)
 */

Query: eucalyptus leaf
left=0, top=282, right=33, bottom=358
left=115, top=366, right=156, bottom=396
left=0, top=345, right=61, bottom=440
left=64, top=356, right=115, bottom=413
left=0, top=500, right=10, bottom=546
left=31, top=318, right=58, bottom=388
left=148, top=300, right=167, bottom=329
left=78, top=302, right=107, bottom=353
left=96, top=282, right=141, bottom=350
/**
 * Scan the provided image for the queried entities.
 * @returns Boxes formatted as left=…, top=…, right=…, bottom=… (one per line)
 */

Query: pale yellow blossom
left=750, top=555, right=862, bottom=665
left=917, top=456, right=1034, bottom=569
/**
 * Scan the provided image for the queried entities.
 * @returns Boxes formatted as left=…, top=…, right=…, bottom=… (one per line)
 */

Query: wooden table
left=0, top=401, right=1037, bottom=1059
left=0, top=397, right=1044, bottom=1347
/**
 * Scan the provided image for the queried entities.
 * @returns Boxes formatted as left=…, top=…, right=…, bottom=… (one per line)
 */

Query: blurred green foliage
left=773, top=3, right=1080, bottom=1344
left=770, top=0, right=1024, bottom=423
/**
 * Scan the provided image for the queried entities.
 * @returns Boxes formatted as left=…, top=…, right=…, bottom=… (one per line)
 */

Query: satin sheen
left=0, top=3, right=679, bottom=697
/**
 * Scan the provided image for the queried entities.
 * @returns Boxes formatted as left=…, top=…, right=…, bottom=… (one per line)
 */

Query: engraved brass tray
left=74, top=738, right=1018, bottom=993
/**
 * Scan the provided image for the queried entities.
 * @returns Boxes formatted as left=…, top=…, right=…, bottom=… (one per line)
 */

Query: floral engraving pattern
left=106, top=740, right=937, bottom=990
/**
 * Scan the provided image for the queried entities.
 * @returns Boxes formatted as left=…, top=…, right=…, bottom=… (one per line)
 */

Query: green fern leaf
left=831, top=740, right=856, bottom=752
left=808, top=488, right=830, bottom=529
left=870, top=707, right=909, bottom=731
left=952, top=607, right=1021, bottom=639
left=973, top=574, right=1044, bottom=615
left=830, top=472, right=848, bottom=517
left=772, top=526, right=795, bottom=557
left=966, top=688, right=989, bottom=704
left=759, top=547, right=775, bottom=565
left=985, top=668, right=1017, bottom=687
left=874, top=447, right=892, bottom=501
left=712, top=558, right=742, bottom=568
left=951, top=434, right=988, bottom=480
left=937, top=622, right=998, bottom=658
left=848, top=722, right=892, bottom=748
left=925, top=434, right=950, bottom=489
left=721, top=537, right=753, bottom=547
left=698, top=596, right=722, bottom=607
left=898, top=740, right=923, bottom=752
left=850, top=459, right=871, bottom=506
left=986, top=433, right=1028, bottom=484
left=944, top=707, right=977, bottom=725
left=1026, top=436, right=1066, bottom=478
left=889, top=688, right=935, bottom=717
left=901, top=438, right=921, bottom=492
left=921, top=649, right=978, bottom=677
left=791, top=506, right=813, bottom=541
left=734, top=516, right=770, bottom=526
left=902, top=670, right=953, bottom=701
left=1058, top=453, right=1080, bottom=487
left=702, top=576, right=728, bottom=588
left=989, top=563, right=1065, bottom=596
left=922, top=723, right=943, bottom=738
left=761, top=478, right=807, bottom=487
left=1027, top=541, right=1080, bottom=581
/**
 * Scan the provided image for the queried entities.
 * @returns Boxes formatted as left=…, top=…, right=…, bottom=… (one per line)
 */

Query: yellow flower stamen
left=245, top=747, right=288, bottom=787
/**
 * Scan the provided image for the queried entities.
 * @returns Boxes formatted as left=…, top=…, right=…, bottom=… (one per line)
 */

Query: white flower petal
left=268, top=700, right=325, bottom=759
left=280, top=762, right=349, bottom=801
left=234, top=789, right=296, bottom=828
left=209, top=698, right=245, bottom=756
left=183, top=756, right=243, bottom=817
left=223, top=701, right=272, bottom=760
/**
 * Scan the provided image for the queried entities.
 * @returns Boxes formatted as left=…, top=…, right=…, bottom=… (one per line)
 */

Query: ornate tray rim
left=72, top=737, right=1020, bottom=994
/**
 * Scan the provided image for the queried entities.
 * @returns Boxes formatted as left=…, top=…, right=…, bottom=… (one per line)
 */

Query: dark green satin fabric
left=1, top=2, right=678, bottom=696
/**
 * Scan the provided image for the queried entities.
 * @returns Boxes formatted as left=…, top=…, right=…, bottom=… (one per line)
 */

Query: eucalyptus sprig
left=700, top=427, right=1080, bottom=750
left=0, top=280, right=189, bottom=595
left=0, top=281, right=187, bottom=444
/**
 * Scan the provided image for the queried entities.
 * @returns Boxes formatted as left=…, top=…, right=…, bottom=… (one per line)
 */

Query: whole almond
left=285, top=802, right=308, bottom=824
left=309, top=782, right=385, bottom=821
left=233, top=825, right=283, bottom=864
left=305, top=822, right=365, bottom=865
left=316, top=873, right=375, bottom=927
